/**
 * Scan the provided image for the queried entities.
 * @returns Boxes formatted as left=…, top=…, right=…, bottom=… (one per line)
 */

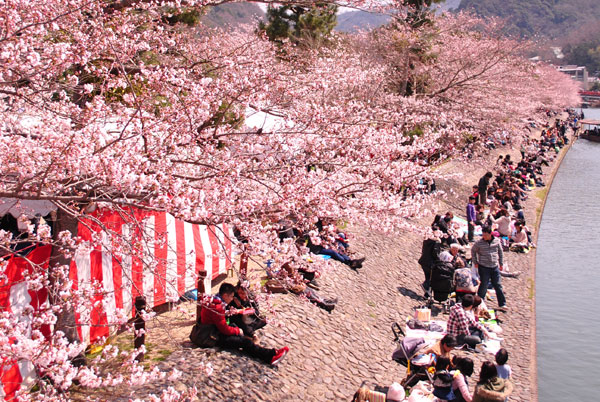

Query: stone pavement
left=102, top=131, right=570, bottom=401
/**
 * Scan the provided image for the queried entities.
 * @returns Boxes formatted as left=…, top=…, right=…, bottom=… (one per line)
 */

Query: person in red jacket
left=201, top=283, right=288, bottom=365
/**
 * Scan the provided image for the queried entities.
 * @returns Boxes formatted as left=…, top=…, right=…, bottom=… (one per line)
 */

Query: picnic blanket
left=453, top=216, right=482, bottom=237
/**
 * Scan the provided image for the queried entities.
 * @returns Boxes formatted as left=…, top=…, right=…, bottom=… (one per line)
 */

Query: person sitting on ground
left=475, top=204, right=486, bottom=227
left=489, top=209, right=512, bottom=237
left=436, top=212, right=451, bottom=235
left=303, top=228, right=365, bottom=270
left=451, top=356, right=474, bottom=402
left=227, top=281, right=267, bottom=339
left=421, top=334, right=457, bottom=359
left=472, top=361, right=513, bottom=402
left=449, top=243, right=467, bottom=268
left=438, top=212, right=467, bottom=246
left=470, top=295, right=491, bottom=321
left=201, top=283, right=289, bottom=365
left=447, top=294, right=490, bottom=348
left=494, top=348, right=512, bottom=380
left=453, top=264, right=479, bottom=302
left=509, top=222, right=530, bottom=251
left=280, top=262, right=338, bottom=312
left=352, top=382, right=406, bottom=402
left=432, top=356, right=456, bottom=401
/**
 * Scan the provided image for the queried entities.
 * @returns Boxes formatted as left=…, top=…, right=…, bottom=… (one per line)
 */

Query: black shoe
left=317, top=301, right=336, bottom=312
left=349, top=258, right=365, bottom=269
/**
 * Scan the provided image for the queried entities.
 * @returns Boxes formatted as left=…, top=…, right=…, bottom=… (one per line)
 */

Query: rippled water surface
left=537, top=108, right=600, bottom=402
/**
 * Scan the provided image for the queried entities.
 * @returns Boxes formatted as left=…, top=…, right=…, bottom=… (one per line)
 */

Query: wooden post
left=196, top=269, right=207, bottom=324
left=134, top=296, right=146, bottom=362
left=239, top=252, right=248, bottom=280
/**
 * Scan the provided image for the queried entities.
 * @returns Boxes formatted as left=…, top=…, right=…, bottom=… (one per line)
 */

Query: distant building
left=550, top=46, right=565, bottom=59
left=558, top=65, right=589, bottom=90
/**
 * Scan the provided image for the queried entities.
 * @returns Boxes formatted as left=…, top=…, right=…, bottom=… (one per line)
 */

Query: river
left=536, top=108, right=600, bottom=401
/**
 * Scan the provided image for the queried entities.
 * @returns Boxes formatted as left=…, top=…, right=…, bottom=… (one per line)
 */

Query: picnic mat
left=453, top=216, right=482, bottom=237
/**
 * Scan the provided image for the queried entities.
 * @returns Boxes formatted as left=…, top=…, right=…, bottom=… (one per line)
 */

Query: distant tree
left=563, top=41, right=600, bottom=76
left=457, top=0, right=600, bottom=39
left=260, top=4, right=337, bottom=46
left=163, top=7, right=201, bottom=26
left=404, top=0, right=445, bottom=27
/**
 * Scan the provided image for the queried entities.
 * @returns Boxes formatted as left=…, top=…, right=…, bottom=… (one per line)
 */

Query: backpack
left=189, top=323, right=220, bottom=348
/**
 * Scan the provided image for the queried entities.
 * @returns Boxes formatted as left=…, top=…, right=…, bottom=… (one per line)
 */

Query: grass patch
left=367, top=300, right=376, bottom=307
left=535, top=188, right=549, bottom=224
left=152, top=349, right=174, bottom=362
left=528, top=278, right=535, bottom=300
left=535, top=188, right=548, bottom=201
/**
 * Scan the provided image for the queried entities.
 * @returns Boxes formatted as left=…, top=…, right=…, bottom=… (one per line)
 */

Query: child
left=432, top=356, right=456, bottom=401
left=495, top=348, right=512, bottom=380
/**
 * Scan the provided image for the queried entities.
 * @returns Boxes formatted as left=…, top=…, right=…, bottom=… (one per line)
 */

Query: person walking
left=471, top=226, right=507, bottom=310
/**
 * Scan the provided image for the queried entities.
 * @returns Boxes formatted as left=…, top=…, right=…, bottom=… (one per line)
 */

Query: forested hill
left=457, top=0, right=600, bottom=39
left=201, top=3, right=264, bottom=28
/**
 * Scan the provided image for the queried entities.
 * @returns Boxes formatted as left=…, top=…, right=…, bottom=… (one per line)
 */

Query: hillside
left=335, top=0, right=460, bottom=33
left=335, top=11, right=390, bottom=33
left=457, top=0, right=600, bottom=39
left=201, top=3, right=264, bottom=28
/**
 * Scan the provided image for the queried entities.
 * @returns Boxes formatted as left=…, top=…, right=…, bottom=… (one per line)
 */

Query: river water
left=537, top=108, right=600, bottom=401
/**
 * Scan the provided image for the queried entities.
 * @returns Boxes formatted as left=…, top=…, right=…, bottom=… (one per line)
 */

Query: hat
left=387, top=382, right=405, bottom=401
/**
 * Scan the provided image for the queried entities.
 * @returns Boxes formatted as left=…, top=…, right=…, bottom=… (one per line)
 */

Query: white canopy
left=0, top=198, right=57, bottom=218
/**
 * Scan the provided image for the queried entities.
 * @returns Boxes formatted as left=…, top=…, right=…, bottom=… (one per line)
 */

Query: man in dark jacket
left=477, top=172, right=493, bottom=206
left=418, top=236, right=441, bottom=297
left=201, top=283, right=288, bottom=365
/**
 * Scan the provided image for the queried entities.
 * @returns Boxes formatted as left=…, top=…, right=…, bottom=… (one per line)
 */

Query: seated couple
left=447, top=294, right=492, bottom=348
left=227, top=281, right=267, bottom=339
left=200, top=283, right=289, bottom=365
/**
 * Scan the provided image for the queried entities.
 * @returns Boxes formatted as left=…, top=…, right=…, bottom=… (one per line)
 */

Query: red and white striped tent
left=69, top=208, right=234, bottom=345
left=0, top=207, right=234, bottom=397
left=0, top=245, right=52, bottom=401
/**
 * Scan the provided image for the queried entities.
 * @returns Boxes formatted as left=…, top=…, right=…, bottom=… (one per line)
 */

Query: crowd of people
left=189, top=111, right=575, bottom=400
left=393, top=113, right=575, bottom=401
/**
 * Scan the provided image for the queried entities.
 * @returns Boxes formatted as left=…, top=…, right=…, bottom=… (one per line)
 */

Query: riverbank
left=82, top=118, right=573, bottom=401
left=427, top=118, right=573, bottom=402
